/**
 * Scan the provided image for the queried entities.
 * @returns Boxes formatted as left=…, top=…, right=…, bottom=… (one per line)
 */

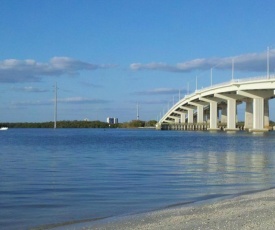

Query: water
left=1, top=129, right=275, bottom=229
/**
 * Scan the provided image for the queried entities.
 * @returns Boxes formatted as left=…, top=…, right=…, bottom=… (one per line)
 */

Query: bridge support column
left=244, top=99, right=253, bottom=130
left=174, top=117, right=180, bottom=123
left=204, top=109, right=210, bottom=123
left=209, top=101, right=218, bottom=130
left=188, top=102, right=207, bottom=124
left=253, top=98, right=266, bottom=131
left=264, top=99, right=269, bottom=128
left=220, top=104, right=227, bottom=124
left=187, top=110, right=194, bottom=123
left=173, top=111, right=187, bottom=124
left=196, top=105, right=204, bottom=123
left=167, top=115, right=181, bottom=124
left=226, top=99, right=238, bottom=131
left=181, top=113, right=186, bottom=123
left=180, top=106, right=195, bottom=124
left=214, top=94, right=239, bottom=131
left=237, top=91, right=269, bottom=132
left=200, top=98, right=220, bottom=131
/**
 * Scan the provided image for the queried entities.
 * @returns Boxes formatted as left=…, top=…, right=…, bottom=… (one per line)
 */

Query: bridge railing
left=183, top=75, right=273, bottom=99
left=234, top=75, right=275, bottom=82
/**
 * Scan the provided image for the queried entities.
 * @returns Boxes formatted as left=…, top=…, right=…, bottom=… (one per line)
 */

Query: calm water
left=1, top=128, right=275, bottom=229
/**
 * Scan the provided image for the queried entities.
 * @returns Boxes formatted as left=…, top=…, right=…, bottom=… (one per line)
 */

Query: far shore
left=49, top=187, right=275, bottom=230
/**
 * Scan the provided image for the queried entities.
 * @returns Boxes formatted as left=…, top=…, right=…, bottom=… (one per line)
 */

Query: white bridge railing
left=183, top=75, right=273, bottom=99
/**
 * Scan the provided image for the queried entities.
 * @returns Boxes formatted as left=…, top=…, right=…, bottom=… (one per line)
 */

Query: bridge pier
left=174, top=117, right=180, bottom=123
left=237, top=90, right=271, bottom=132
left=252, top=98, right=266, bottom=131
left=220, top=104, right=227, bottom=124
left=180, top=106, right=194, bottom=124
left=214, top=93, right=239, bottom=131
left=264, top=99, right=270, bottom=128
left=181, top=113, right=186, bottom=123
left=200, top=98, right=220, bottom=131
left=244, top=98, right=253, bottom=130
left=188, top=102, right=206, bottom=123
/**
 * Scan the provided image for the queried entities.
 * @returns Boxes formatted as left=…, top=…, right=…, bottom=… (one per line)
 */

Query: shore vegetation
left=0, top=120, right=158, bottom=129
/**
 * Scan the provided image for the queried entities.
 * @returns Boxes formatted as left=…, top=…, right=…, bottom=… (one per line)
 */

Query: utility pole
left=137, top=102, right=139, bottom=120
left=54, top=82, right=57, bottom=129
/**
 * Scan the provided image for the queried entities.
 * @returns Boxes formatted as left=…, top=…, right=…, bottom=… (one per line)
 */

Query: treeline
left=120, top=120, right=157, bottom=128
left=0, top=120, right=116, bottom=128
left=0, top=120, right=158, bottom=128
left=2, top=119, right=275, bottom=129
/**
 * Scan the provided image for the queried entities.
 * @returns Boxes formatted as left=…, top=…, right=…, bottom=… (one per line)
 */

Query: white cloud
left=11, top=100, right=52, bottom=107
left=130, top=49, right=275, bottom=73
left=0, top=57, right=116, bottom=83
left=134, top=88, right=185, bottom=95
left=140, top=100, right=169, bottom=105
left=79, top=81, right=103, bottom=88
left=12, top=86, right=49, bottom=93
left=57, top=97, right=110, bottom=104
left=12, top=97, right=110, bottom=107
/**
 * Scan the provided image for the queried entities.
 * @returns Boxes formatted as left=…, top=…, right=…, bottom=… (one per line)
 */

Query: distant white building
left=107, top=117, right=118, bottom=124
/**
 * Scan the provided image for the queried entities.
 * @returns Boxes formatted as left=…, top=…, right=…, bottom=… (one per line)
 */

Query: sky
left=1, top=0, right=275, bottom=122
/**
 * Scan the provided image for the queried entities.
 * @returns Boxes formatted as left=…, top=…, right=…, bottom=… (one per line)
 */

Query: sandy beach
left=51, top=188, right=275, bottom=230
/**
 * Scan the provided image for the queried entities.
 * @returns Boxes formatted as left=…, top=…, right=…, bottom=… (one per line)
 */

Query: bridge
left=156, top=76, right=275, bottom=132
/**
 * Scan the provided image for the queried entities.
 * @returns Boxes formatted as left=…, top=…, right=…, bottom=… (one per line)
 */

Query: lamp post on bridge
left=267, top=46, right=270, bottom=79
left=210, top=68, right=213, bottom=86
left=232, top=58, right=234, bottom=81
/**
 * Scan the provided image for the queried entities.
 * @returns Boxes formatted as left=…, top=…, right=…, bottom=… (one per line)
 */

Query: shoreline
left=49, top=187, right=275, bottom=230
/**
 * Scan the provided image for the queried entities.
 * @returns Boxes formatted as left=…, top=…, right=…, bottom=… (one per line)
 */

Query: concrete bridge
left=156, top=76, right=275, bottom=132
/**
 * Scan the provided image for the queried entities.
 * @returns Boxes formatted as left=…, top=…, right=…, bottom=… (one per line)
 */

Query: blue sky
left=1, top=0, right=275, bottom=122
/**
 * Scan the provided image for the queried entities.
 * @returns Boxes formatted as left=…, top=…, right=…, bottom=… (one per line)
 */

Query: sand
left=51, top=188, right=275, bottom=230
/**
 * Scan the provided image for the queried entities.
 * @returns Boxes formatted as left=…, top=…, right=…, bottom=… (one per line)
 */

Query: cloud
left=11, top=86, right=49, bottom=93
left=134, top=88, right=186, bottom=95
left=0, top=57, right=116, bottom=83
left=12, top=97, right=111, bottom=107
left=11, top=100, right=52, bottom=107
left=57, top=97, right=110, bottom=104
left=139, top=100, right=169, bottom=105
left=79, top=81, right=103, bottom=88
left=130, top=49, right=275, bottom=73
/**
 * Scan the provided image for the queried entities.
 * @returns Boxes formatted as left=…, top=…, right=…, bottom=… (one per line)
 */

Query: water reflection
left=170, top=132, right=275, bottom=196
